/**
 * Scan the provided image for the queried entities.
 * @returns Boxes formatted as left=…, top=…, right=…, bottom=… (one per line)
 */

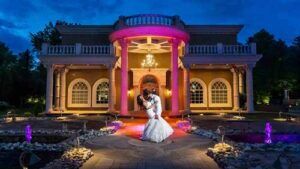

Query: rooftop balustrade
left=187, top=43, right=256, bottom=55
left=40, top=42, right=256, bottom=57
left=113, top=14, right=185, bottom=30
left=41, top=43, right=113, bottom=56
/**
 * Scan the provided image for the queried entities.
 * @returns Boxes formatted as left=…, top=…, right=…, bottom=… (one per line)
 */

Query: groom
left=143, top=89, right=162, bottom=119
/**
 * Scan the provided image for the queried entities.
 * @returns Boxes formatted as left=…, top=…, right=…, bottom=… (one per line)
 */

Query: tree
left=285, top=36, right=300, bottom=98
left=13, top=50, right=35, bottom=106
left=30, top=21, right=62, bottom=51
left=248, top=29, right=289, bottom=104
left=29, top=21, right=67, bottom=104
left=0, top=42, right=17, bottom=105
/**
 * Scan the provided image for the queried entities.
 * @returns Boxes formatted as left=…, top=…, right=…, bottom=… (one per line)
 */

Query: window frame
left=92, top=78, right=109, bottom=107
left=68, top=78, right=91, bottom=107
left=208, top=78, right=232, bottom=107
left=190, top=78, right=207, bottom=107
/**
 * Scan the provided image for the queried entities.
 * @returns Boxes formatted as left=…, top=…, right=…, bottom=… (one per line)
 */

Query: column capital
left=230, top=64, right=239, bottom=73
left=118, top=38, right=129, bottom=48
left=170, top=38, right=180, bottom=46
left=230, top=67, right=238, bottom=73
left=55, top=66, right=69, bottom=74
left=54, top=69, right=61, bottom=74
left=44, top=64, right=53, bottom=69
left=106, top=63, right=115, bottom=69
left=183, top=63, right=190, bottom=69
left=237, top=66, right=245, bottom=74
left=246, top=64, right=255, bottom=70
left=64, top=67, right=69, bottom=73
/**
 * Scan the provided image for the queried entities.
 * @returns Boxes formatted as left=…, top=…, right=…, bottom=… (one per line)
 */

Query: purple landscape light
left=25, top=124, right=32, bottom=143
left=264, top=122, right=272, bottom=144
left=177, top=120, right=191, bottom=132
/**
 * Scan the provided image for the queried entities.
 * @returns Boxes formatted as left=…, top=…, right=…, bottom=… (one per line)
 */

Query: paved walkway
left=81, top=118, right=220, bottom=169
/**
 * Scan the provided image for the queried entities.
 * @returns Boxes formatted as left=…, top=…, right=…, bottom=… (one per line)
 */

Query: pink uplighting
left=171, top=39, right=179, bottom=116
left=119, top=39, right=129, bottom=116
left=109, top=26, right=190, bottom=42
left=109, top=25, right=189, bottom=116
left=115, top=119, right=187, bottom=140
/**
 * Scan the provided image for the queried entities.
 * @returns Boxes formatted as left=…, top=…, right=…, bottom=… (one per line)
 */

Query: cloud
left=0, top=18, right=19, bottom=29
left=0, top=0, right=37, bottom=19
left=0, top=28, right=31, bottom=54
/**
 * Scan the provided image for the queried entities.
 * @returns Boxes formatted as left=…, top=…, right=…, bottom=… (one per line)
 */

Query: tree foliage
left=0, top=21, right=63, bottom=113
left=248, top=29, right=300, bottom=104
left=30, top=21, right=62, bottom=51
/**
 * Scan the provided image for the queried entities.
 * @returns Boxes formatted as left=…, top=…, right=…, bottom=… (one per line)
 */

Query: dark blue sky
left=0, top=0, right=299, bottom=54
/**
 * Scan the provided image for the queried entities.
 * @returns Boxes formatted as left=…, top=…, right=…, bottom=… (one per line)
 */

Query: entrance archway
left=132, top=68, right=167, bottom=111
left=140, top=75, right=159, bottom=95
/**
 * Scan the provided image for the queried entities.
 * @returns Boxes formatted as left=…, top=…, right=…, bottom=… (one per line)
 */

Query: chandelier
left=141, top=52, right=158, bottom=70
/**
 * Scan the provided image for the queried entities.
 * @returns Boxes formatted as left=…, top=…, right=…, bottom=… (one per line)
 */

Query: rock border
left=190, top=128, right=300, bottom=169
left=41, top=147, right=94, bottom=169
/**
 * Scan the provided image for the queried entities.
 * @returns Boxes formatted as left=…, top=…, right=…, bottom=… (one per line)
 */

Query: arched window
left=92, top=79, right=109, bottom=107
left=209, top=78, right=232, bottom=107
left=68, top=78, right=91, bottom=107
left=190, top=78, right=207, bottom=107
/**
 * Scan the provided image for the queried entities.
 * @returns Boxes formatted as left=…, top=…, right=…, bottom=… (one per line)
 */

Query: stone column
left=238, top=71, right=244, bottom=94
left=183, top=66, right=190, bottom=111
left=108, top=65, right=116, bottom=112
left=160, top=85, right=166, bottom=111
left=246, top=64, right=254, bottom=112
left=54, top=70, right=61, bottom=110
left=119, top=39, right=128, bottom=116
left=60, top=68, right=68, bottom=111
left=171, top=39, right=180, bottom=116
left=45, top=65, right=54, bottom=113
left=231, top=68, right=240, bottom=110
left=133, top=85, right=139, bottom=111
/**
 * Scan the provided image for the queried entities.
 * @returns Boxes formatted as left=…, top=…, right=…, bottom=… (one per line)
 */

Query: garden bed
left=227, top=133, right=300, bottom=144
left=0, top=150, right=64, bottom=169
left=0, top=135, right=69, bottom=144
left=191, top=127, right=300, bottom=168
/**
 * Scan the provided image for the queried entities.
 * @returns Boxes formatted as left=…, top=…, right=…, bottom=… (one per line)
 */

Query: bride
left=137, top=89, right=173, bottom=143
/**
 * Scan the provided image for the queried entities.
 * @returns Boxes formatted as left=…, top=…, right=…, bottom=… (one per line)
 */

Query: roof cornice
left=56, top=24, right=244, bottom=35
left=56, top=25, right=114, bottom=34
left=185, top=25, right=243, bottom=34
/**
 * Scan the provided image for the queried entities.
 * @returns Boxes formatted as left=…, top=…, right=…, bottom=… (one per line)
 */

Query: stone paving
left=81, top=118, right=220, bottom=169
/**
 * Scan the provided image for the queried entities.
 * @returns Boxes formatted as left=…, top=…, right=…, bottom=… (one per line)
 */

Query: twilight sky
left=0, top=0, right=299, bottom=54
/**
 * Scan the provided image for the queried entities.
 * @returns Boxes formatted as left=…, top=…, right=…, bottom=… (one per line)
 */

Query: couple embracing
left=137, top=89, right=174, bottom=143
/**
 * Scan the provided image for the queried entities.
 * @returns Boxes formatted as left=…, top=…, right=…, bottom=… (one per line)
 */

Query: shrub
left=0, top=101, right=10, bottom=111
left=24, top=112, right=32, bottom=117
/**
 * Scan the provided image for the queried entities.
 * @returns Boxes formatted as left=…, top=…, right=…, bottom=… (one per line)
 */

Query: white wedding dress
left=142, top=101, right=174, bottom=143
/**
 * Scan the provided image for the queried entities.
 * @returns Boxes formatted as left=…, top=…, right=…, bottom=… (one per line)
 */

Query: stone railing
left=187, top=43, right=256, bottom=55
left=81, top=45, right=111, bottom=55
left=41, top=43, right=113, bottom=55
left=47, top=45, right=75, bottom=55
left=113, top=14, right=185, bottom=30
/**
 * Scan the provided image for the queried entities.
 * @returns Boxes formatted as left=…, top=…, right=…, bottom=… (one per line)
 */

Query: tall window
left=96, top=82, right=109, bottom=104
left=189, top=78, right=207, bottom=107
left=211, top=81, right=228, bottom=104
left=68, top=78, right=91, bottom=107
left=92, top=78, right=109, bottom=107
left=72, top=82, right=89, bottom=104
left=190, top=81, right=203, bottom=104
